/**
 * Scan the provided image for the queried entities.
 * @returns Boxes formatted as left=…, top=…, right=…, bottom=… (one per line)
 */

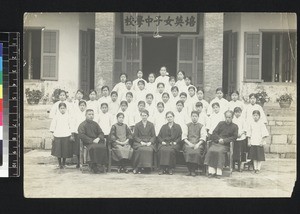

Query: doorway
left=222, top=30, right=237, bottom=99
left=142, top=37, right=177, bottom=78
left=79, top=29, right=95, bottom=99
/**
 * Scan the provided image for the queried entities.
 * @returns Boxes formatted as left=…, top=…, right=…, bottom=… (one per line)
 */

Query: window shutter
left=177, top=37, right=195, bottom=84
left=41, top=30, right=59, bottom=80
left=244, top=32, right=262, bottom=82
left=125, top=36, right=142, bottom=81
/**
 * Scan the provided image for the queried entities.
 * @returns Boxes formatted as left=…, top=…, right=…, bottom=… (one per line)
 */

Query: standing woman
left=175, top=70, right=186, bottom=93
left=157, top=111, right=182, bottom=175
left=155, top=66, right=170, bottom=89
left=50, top=103, right=75, bottom=169
left=132, top=110, right=156, bottom=174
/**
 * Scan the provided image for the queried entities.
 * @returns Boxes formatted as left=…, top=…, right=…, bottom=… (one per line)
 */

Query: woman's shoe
left=168, top=169, right=173, bottom=175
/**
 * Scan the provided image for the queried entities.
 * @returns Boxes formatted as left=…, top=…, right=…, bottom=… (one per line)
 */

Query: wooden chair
left=205, top=140, right=233, bottom=177
left=79, top=139, right=90, bottom=172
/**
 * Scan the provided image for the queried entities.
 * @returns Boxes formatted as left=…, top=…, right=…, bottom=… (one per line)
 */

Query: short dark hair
left=216, top=87, right=223, bottom=93
left=188, top=86, right=196, bottom=91
left=76, top=89, right=84, bottom=95
left=89, top=89, right=97, bottom=95
left=138, top=100, right=146, bottom=106
left=212, top=102, right=220, bottom=108
left=191, top=111, right=199, bottom=116
left=138, top=80, right=145, bottom=85
left=116, top=112, right=124, bottom=118
left=179, top=92, right=187, bottom=97
left=140, top=109, right=149, bottom=116
left=252, top=110, right=261, bottom=116
left=162, top=92, right=170, bottom=98
left=58, top=103, right=67, bottom=108
left=249, top=93, right=257, bottom=99
left=176, top=100, right=184, bottom=106
left=120, top=100, right=128, bottom=106
left=111, top=91, right=118, bottom=96
left=233, top=107, right=242, bottom=113
left=120, top=73, right=127, bottom=78
left=125, top=79, right=132, bottom=84
left=157, top=82, right=165, bottom=88
left=126, top=92, right=133, bottom=97
left=78, top=100, right=87, bottom=106
left=169, top=76, right=176, bottom=81
left=157, top=102, right=164, bottom=107
left=165, top=111, right=175, bottom=117
left=231, top=90, right=240, bottom=96
left=197, top=87, right=205, bottom=94
left=146, top=93, right=154, bottom=99
left=171, top=86, right=179, bottom=92
left=86, top=109, right=94, bottom=114
left=224, top=110, right=234, bottom=117
left=177, top=70, right=185, bottom=77
left=101, top=103, right=108, bottom=108
left=195, top=102, right=203, bottom=108
left=101, top=86, right=109, bottom=91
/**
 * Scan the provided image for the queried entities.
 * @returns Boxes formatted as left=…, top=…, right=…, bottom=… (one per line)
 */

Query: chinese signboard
left=122, top=13, right=199, bottom=34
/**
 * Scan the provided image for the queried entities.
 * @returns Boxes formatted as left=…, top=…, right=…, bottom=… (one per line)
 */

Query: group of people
left=49, top=66, right=269, bottom=178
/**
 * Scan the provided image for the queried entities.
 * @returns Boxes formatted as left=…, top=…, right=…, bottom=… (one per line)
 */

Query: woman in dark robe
left=109, top=112, right=133, bottom=173
left=132, top=109, right=156, bottom=174
left=183, top=111, right=207, bottom=176
left=157, top=111, right=182, bottom=175
left=204, top=110, right=238, bottom=178
left=78, top=109, right=108, bottom=173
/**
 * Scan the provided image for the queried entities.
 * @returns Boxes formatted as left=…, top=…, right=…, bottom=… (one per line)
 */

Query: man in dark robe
left=78, top=109, right=108, bottom=173
left=183, top=111, right=207, bottom=176
left=204, top=110, right=238, bottom=178
left=132, top=110, right=156, bottom=174
left=157, top=111, right=182, bottom=175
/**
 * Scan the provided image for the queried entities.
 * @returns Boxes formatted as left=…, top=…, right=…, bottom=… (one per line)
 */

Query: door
left=142, top=37, right=177, bottom=78
left=223, top=31, right=237, bottom=97
left=79, top=29, right=95, bottom=98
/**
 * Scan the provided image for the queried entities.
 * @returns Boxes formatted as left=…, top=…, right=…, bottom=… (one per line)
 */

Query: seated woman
left=78, top=109, right=108, bottom=173
left=109, top=112, right=133, bottom=173
left=132, top=110, right=156, bottom=174
left=157, top=111, right=182, bottom=175
left=183, top=111, right=207, bottom=176
left=204, top=110, right=238, bottom=179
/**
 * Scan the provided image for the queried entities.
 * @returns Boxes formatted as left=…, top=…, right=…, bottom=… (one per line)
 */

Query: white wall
left=24, top=13, right=95, bottom=100
left=224, top=13, right=297, bottom=95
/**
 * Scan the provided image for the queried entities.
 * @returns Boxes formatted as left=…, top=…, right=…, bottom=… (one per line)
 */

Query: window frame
left=244, top=31, right=262, bottom=82
left=40, top=30, right=59, bottom=80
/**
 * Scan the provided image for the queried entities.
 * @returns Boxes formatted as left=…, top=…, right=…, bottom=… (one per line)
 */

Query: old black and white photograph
left=23, top=12, right=297, bottom=197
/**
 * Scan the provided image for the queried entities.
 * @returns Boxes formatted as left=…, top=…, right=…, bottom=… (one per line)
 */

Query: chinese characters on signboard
left=122, top=13, right=199, bottom=33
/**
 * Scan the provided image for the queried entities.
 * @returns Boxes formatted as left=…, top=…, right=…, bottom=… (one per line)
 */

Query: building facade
left=24, top=12, right=296, bottom=102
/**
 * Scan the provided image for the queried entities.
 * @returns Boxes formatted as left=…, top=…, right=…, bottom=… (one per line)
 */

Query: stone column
left=203, top=13, right=224, bottom=101
left=94, top=13, right=115, bottom=94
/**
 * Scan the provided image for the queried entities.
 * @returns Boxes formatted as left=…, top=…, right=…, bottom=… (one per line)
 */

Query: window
left=261, top=32, right=296, bottom=82
left=244, top=31, right=297, bottom=83
left=24, top=29, right=59, bottom=80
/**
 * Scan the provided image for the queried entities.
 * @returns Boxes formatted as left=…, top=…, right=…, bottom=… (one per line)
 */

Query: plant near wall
left=254, top=86, right=270, bottom=107
left=276, top=93, right=293, bottom=108
left=25, top=88, right=43, bottom=105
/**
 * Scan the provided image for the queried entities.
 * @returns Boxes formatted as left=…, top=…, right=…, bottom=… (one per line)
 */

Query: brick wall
left=265, top=115, right=296, bottom=158
left=203, top=13, right=224, bottom=102
left=94, top=13, right=115, bottom=94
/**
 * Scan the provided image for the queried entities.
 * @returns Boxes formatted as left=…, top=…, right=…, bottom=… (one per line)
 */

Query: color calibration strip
left=0, top=43, right=3, bottom=167
left=0, top=32, right=19, bottom=177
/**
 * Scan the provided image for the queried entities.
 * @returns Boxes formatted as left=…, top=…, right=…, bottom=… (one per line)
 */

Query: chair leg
left=107, top=150, right=112, bottom=172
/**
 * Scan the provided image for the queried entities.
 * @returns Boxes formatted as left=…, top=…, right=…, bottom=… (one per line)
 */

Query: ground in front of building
left=24, top=150, right=296, bottom=198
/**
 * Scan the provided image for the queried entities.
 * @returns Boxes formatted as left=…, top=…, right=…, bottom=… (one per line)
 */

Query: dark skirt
left=157, top=145, right=177, bottom=168
left=132, top=146, right=154, bottom=168
left=86, top=143, right=108, bottom=164
left=204, top=143, right=228, bottom=169
left=232, top=139, right=247, bottom=162
left=112, top=144, right=133, bottom=161
left=183, top=144, right=205, bottom=165
left=73, top=134, right=80, bottom=156
left=51, top=136, right=73, bottom=158
left=248, top=145, right=265, bottom=161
